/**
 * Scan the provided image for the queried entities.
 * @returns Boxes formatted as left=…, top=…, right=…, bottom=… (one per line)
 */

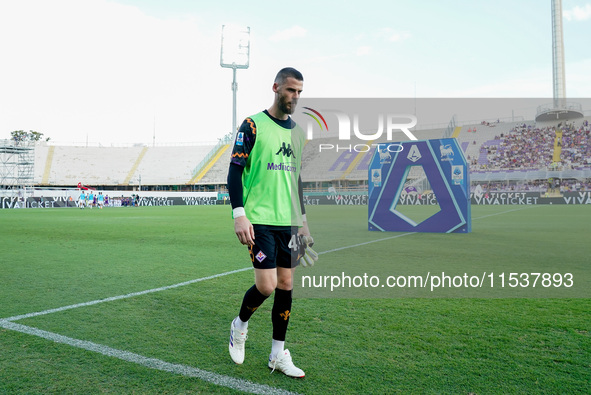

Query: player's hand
left=299, top=220, right=311, bottom=240
left=298, top=235, right=318, bottom=267
left=234, top=216, right=255, bottom=246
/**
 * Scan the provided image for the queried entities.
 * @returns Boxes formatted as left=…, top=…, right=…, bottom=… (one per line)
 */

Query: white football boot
left=229, top=319, right=248, bottom=364
left=268, top=349, right=305, bottom=378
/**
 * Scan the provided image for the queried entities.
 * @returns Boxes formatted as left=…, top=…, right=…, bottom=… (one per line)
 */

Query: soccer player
left=78, top=190, right=86, bottom=209
left=97, top=192, right=104, bottom=209
left=227, top=67, right=310, bottom=378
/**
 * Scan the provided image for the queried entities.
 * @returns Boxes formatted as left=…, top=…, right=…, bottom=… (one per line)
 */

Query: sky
left=1, top=0, right=590, bottom=145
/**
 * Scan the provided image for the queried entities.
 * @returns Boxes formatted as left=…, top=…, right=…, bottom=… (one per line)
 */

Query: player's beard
left=278, top=94, right=297, bottom=115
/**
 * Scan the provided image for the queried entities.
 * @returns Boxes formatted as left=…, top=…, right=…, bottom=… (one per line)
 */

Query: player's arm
left=227, top=119, right=256, bottom=246
left=228, top=164, right=254, bottom=245
left=297, top=174, right=318, bottom=266
left=296, top=174, right=318, bottom=267
left=297, top=174, right=311, bottom=238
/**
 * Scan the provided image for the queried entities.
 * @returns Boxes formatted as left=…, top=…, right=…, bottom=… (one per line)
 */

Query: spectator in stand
left=474, top=122, right=591, bottom=171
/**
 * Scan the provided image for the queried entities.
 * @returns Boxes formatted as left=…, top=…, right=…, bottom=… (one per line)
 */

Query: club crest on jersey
left=275, top=142, right=295, bottom=158
left=255, top=251, right=267, bottom=262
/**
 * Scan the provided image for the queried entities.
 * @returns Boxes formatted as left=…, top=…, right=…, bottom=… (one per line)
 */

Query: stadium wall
left=2, top=191, right=590, bottom=209
left=302, top=191, right=591, bottom=205
left=0, top=190, right=218, bottom=209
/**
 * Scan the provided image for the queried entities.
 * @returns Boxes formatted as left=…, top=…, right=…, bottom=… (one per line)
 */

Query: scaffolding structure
left=0, top=139, right=35, bottom=188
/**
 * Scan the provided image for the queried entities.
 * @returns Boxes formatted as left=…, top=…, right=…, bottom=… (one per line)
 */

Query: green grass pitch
left=1, top=205, right=589, bottom=394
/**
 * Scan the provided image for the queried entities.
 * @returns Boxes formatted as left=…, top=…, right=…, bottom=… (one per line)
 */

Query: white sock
left=233, top=316, right=248, bottom=332
left=271, top=340, right=285, bottom=359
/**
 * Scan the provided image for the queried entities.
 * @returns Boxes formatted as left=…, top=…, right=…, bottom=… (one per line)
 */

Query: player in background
left=78, top=190, right=86, bottom=209
left=227, top=67, right=311, bottom=378
left=97, top=192, right=104, bottom=209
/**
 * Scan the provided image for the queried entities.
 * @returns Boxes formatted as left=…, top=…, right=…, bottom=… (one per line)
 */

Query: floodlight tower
left=220, top=25, right=250, bottom=138
left=551, top=0, right=566, bottom=109
left=536, top=0, right=583, bottom=122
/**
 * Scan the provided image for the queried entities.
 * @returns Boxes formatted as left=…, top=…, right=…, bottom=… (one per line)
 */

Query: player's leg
left=229, top=281, right=268, bottom=364
left=271, top=267, right=294, bottom=357
left=267, top=229, right=305, bottom=378
left=229, top=225, right=276, bottom=365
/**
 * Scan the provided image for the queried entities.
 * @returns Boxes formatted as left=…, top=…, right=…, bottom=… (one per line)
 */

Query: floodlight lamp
left=220, top=25, right=250, bottom=69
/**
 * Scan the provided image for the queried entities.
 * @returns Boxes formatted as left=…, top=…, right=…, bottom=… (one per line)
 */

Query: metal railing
left=191, top=132, right=234, bottom=178
left=536, top=101, right=583, bottom=117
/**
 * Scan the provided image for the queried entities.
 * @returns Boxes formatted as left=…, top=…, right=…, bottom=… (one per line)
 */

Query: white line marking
left=472, top=205, right=539, bottom=220
left=4, top=267, right=252, bottom=322
left=320, top=207, right=531, bottom=255
left=319, top=207, right=537, bottom=255
left=318, top=232, right=417, bottom=255
left=0, top=320, right=299, bottom=395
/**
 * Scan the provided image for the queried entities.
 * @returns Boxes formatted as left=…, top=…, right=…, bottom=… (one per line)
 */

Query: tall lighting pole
left=535, top=0, right=583, bottom=122
left=220, top=25, right=250, bottom=139
left=551, top=0, right=566, bottom=110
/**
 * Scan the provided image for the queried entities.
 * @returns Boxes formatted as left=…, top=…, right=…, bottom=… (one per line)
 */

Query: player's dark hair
left=275, top=67, right=303, bottom=84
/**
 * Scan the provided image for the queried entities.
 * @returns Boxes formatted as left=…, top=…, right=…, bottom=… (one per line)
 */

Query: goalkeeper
left=226, top=67, right=317, bottom=378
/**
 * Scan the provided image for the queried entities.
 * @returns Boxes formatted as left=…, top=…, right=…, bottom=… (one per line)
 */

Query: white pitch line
left=4, top=267, right=253, bottom=322
left=319, top=207, right=535, bottom=255
left=472, top=205, right=539, bottom=220
left=318, top=232, right=417, bottom=255
left=0, top=320, right=299, bottom=395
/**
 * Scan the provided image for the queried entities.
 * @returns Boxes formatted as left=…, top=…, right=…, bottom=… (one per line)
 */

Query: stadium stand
left=457, top=122, right=521, bottom=166
left=189, top=144, right=231, bottom=184
left=299, top=128, right=446, bottom=183
left=34, top=143, right=214, bottom=186
left=195, top=145, right=233, bottom=185
left=471, top=120, right=591, bottom=172
left=560, top=121, right=591, bottom=168
left=26, top=116, right=589, bottom=192
left=135, top=145, right=214, bottom=185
